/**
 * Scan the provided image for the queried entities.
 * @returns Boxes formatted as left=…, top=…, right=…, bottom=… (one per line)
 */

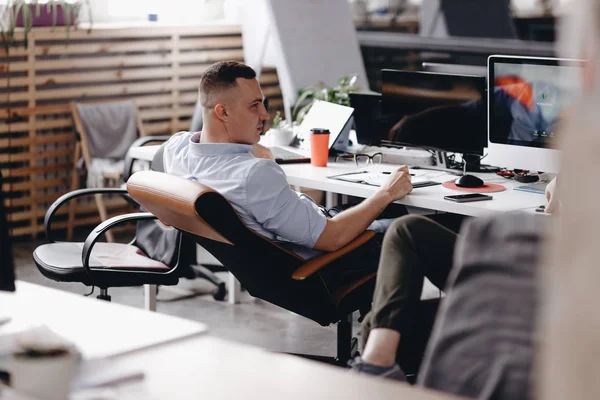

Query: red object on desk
left=442, top=182, right=506, bottom=193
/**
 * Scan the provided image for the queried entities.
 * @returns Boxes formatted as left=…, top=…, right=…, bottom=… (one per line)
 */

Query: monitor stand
left=463, top=154, right=501, bottom=173
left=420, top=151, right=454, bottom=172
left=421, top=152, right=501, bottom=173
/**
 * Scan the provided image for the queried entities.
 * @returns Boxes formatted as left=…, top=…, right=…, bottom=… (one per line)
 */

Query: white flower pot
left=9, top=352, right=80, bottom=400
left=269, top=127, right=295, bottom=147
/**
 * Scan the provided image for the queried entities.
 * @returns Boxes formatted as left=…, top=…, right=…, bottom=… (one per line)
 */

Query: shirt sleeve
left=245, top=160, right=327, bottom=249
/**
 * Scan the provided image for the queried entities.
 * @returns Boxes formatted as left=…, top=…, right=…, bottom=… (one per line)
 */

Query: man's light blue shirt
left=162, top=132, right=327, bottom=257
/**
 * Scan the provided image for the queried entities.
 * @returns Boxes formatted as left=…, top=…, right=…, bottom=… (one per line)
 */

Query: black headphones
left=514, top=173, right=540, bottom=183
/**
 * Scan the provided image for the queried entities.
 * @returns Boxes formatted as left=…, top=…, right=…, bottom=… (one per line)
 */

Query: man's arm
left=313, top=166, right=412, bottom=252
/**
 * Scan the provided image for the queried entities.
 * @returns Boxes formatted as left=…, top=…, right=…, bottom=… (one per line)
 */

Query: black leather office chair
left=127, top=170, right=377, bottom=365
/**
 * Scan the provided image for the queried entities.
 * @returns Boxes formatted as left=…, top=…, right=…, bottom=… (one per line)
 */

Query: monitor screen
left=489, top=56, right=583, bottom=149
left=349, top=92, right=397, bottom=146
left=381, top=69, right=487, bottom=155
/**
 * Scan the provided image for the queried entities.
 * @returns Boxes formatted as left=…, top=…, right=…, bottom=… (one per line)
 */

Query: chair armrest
left=291, top=230, right=377, bottom=280
left=81, top=212, right=158, bottom=286
left=123, top=135, right=170, bottom=180
left=45, top=188, right=133, bottom=243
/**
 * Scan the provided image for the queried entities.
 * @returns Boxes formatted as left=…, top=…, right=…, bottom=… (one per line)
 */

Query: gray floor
left=14, top=239, right=357, bottom=359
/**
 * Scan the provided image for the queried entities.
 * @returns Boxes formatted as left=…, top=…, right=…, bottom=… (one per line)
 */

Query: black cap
left=310, top=128, right=330, bottom=134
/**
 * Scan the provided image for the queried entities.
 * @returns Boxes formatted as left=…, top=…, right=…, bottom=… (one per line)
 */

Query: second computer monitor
left=381, top=69, right=487, bottom=156
left=486, top=55, right=584, bottom=173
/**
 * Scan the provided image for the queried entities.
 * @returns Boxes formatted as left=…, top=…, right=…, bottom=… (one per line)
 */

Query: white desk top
left=282, top=162, right=546, bottom=217
left=0, top=284, right=464, bottom=400
left=127, top=145, right=546, bottom=217
left=107, top=335, right=465, bottom=400
left=0, top=282, right=208, bottom=360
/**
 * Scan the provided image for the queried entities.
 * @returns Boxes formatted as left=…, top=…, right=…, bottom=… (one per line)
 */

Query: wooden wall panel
left=1, top=25, right=284, bottom=239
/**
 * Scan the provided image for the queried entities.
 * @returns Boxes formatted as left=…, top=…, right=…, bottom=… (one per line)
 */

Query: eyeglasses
left=335, top=152, right=383, bottom=167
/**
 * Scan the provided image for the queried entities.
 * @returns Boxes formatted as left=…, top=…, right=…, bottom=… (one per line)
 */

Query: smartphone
left=444, top=193, right=493, bottom=203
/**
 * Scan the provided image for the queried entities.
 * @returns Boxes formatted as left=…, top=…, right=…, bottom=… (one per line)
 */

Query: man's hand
left=251, top=143, right=275, bottom=161
left=545, top=177, right=558, bottom=214
left=378, top=166, right=413, bottom=202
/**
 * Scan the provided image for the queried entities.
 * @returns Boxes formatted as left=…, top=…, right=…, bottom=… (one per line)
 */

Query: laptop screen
left=297, top=100, right=354, bottom=149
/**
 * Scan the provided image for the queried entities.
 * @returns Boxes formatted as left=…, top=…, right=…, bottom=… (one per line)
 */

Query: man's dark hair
left=199, top=61, right=257, bottom=107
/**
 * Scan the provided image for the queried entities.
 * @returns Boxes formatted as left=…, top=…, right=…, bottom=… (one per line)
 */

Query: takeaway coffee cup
left=310, top=128, right=330, bottom=167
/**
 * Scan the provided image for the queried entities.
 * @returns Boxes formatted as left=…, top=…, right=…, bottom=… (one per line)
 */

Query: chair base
left=97, top=289, right=111, bottom=302
left=286, top=314, right=357, bottom=367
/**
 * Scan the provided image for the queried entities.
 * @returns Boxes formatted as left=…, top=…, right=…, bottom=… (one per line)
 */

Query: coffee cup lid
left=310, top=128, right=330, bottom=134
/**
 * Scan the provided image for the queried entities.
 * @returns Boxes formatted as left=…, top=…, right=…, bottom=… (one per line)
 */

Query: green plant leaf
left=292, top=88, right=315, bottom=119
left=295, top=102, right=313, bottom=124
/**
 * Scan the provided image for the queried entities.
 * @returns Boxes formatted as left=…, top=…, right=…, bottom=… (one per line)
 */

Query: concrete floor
left=13, top=238, right=353, bottom=360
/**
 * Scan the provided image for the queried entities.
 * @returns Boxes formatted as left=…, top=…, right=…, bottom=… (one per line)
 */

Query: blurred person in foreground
left=538, top=0, right=600, bottom=398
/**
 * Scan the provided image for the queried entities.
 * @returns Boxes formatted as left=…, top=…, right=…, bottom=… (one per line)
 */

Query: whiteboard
left=242, top=0, right=369, bottom=119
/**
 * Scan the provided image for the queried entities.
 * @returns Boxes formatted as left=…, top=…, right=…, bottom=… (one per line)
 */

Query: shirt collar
left=188, top=133, right=254, bottom=156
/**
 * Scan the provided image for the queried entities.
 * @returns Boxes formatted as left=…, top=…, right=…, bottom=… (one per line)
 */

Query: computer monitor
left=486, top=55, right=584, bottom=173
left=0, top=170, right=16, bottom=292
left=349, top=92, right=395, bottom=146
left=381, top=69, right=487, bottom=157
left=421, top=0, right=517, bottom=39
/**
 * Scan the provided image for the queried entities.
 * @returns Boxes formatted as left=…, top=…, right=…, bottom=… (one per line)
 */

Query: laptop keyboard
left=270, top=147, right=306, bottom=160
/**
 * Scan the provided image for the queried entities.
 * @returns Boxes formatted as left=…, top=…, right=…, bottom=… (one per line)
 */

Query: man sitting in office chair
left=162, top=61, right=413, bottom=287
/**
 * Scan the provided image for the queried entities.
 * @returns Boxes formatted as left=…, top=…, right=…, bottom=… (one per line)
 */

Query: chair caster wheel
left=212, top=282, right=227, bottom=301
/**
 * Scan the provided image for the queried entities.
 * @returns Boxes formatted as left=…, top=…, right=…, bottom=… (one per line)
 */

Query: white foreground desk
left=0, top=282, right=464, bottom=399
left=0, top=282, right=207, bottom=360
left=89, top=335, right=465, bottom=400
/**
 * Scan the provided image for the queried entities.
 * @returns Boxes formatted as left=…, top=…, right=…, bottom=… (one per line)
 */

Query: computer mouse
left=455, top=174, right=484, bottom=188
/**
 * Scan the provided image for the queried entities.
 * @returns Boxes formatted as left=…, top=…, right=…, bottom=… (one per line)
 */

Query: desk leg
left=228, top=273, right=241, bottom=304
left=144, top=284, right=157, bottom=312
left=325, top=192, right=334, bottom=209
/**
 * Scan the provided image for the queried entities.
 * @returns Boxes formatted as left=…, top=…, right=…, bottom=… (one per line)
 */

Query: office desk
left=127, top=146, right=545, bottom=217
left=0, top=281, right=207, bottom=360
left=281, top=162, right=545, bottom=217
left=99, top=335, right=465, bottom=400
left=0, top=283, right=463, bottom=400
left=126, top=146, right=545, bottom=306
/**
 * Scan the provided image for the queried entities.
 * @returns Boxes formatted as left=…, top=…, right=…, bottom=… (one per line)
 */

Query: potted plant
left=267, top=111, right=295, bottom=146
left=293, top=74, right=361, bottom=123
left=0, top=0, right=92, bottom=50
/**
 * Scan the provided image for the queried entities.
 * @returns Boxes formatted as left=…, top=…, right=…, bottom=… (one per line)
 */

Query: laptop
left=269, top=100, right=354, bottom=164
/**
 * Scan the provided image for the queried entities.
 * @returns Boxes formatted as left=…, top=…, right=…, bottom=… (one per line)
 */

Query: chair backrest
left=127, top=171, right=337, bottom=324
left=71, top=100, right=143, bottom=165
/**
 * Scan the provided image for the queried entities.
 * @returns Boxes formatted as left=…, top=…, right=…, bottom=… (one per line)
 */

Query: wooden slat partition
left=1, top=25, right=284, bottom=239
